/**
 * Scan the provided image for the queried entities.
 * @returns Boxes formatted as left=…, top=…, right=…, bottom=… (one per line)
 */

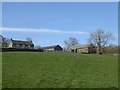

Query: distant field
left=2, top=52, right=118, bottom=88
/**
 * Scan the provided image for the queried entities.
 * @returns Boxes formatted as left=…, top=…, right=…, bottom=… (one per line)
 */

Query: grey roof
left=68, top=44, right=92, bottom=49
left=42, top=45, right=61, bottom=49
left=11, top=39, right=34, bottom=45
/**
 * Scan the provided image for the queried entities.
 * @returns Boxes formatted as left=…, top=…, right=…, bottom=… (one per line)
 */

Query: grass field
left=2, top=52, right=118, bottom=88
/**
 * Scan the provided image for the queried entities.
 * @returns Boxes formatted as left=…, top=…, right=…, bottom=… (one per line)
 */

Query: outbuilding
left=68, top=44, right=96, bottom=54
left=42, top=45, right=62, bottom=51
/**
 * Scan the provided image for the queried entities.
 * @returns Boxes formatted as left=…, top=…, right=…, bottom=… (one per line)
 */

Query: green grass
left=2, top=52, right=118, bottom=88
left=0, top=52, right=2, bottom=89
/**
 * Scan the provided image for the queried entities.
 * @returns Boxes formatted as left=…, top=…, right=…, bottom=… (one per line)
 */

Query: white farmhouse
left=8, top=39, right=34, bottom=49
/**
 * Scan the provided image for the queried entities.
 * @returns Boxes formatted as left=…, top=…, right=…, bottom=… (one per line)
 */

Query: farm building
left=68, top=44, right=96, bottom=54
left=42, top=45, right=62, bottom=51
left=8, top=39, right=34, bottom=49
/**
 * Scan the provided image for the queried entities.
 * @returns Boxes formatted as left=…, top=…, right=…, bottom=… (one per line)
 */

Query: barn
left=42, top=45, right=62, bottom=51
left=68, top=44, right=96, bottom=54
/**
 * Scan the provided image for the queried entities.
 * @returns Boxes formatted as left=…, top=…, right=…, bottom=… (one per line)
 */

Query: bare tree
left=0, top=35, right=3, bottom=43
left=26, top=37, right=32, bottom=42
left=88, top=29, right=114, bottom=54
left=34, top=45, right=41, bottom=49
left=0, top=35, right=3, bottom=48
left=0, top=35, right=10, bottom=47
left=64, top=37, right=79, bottom=48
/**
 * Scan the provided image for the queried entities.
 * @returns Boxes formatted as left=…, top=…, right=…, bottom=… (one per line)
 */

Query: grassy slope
left=0, top=52, right=2, bottom=89
left=2, top=52, right=118, bottom=88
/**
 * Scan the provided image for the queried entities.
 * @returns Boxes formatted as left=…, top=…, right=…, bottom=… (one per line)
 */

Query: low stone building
left=68, top=44, right=96, bottom=54
left=42, top=45, right=62, bottom=51
left=8, top=39, right=34, bottom=49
